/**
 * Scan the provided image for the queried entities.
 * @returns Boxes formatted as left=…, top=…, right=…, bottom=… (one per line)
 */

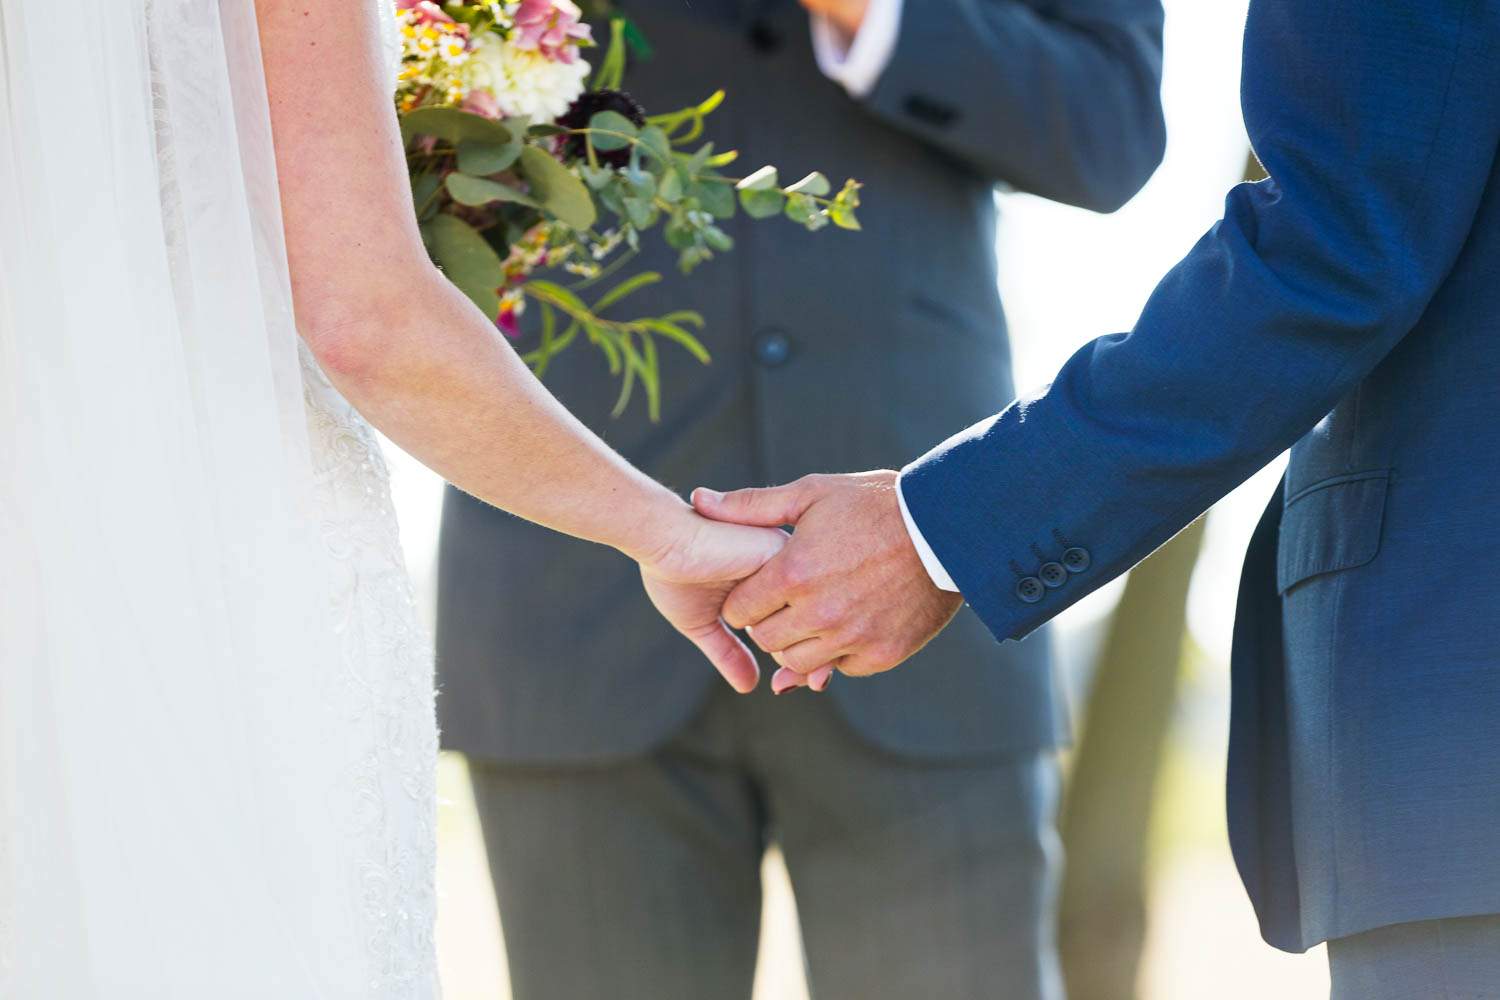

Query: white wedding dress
left=0, top=1, right=440, bottom=996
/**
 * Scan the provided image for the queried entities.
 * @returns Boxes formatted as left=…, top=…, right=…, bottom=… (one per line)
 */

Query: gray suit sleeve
left=864, top=0, right=1166, bottom=212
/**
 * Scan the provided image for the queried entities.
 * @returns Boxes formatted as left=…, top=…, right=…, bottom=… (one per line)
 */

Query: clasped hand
left=693, top=471, right=963, bottom=693
left=638, top=471, right=961, bottom=694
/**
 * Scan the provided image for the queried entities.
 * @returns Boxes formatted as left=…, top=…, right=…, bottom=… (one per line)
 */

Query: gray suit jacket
left=436, top=0, right=1166, bottom=762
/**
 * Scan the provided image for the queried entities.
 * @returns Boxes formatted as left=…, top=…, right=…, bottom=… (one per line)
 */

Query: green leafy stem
left=400, top=62, right=862, bottom=419
left=521, top=273, right=708, bottom=421
left=569, top=113, right=863, bottom=232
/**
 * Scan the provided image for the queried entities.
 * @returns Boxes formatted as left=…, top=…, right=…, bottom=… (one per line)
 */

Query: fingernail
left=693, top=488, right=723, bottom=504
left=811, top=668, right=833, bottom=692
left=771, top=668, right=799, bottom=695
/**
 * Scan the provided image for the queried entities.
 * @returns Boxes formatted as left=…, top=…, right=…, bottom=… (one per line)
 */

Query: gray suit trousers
left=1328, top=916, right=1500, bottom=1000
left=468, top=682, right=1063, bottom=1000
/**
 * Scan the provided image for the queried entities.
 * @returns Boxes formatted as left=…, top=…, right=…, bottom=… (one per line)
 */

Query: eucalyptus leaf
left=579, top=165, right=614, bottom=190
left=785, top=171, right=831, bottom=197
left=445, top=172, right=539, bottom=209
left=664, top=216, right=697, bottom=250
left=657, top=169, right=684, bottom=203
left=596, top=182, right=626, bottom=217
left=410, top=171, right=442, bottom=219
left=784, top=192, right=818, bottom=225
left=518, top=145, right=597, bottom=230
left=623, top=164, right=655, bottom=201
left=422, top=215, right=504, bottom=319
left=637, top=126, right=672, bottom=164
left=686, top=143, right=715, bottom=174
left=703, top=226, right=734, bottom=252
left=692, top=181, right=736, bottom=219
left=587, top=110, right=637, bottom=151
left=623, top=196, right=657, bottom=229
left=400, top=106, right=513, bottom=148
left=456, top=136, right=521, bottom=176
left=739, top=185, right=784, bottom=219
left=736, top=165, right=779, bottom=191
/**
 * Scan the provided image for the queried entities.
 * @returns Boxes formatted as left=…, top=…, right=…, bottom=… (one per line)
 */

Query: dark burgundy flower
left=557, top=89, right=647, bottom=168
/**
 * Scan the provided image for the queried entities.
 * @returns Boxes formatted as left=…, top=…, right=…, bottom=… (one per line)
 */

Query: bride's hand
left=638, top=509, right=787, bottom=693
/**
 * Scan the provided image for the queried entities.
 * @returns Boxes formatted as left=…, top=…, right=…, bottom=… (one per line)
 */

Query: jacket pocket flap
left=1276, top=471, right=1389, bottom=595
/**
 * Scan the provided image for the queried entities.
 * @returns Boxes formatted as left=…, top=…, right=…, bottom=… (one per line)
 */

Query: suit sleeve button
left=1039, top=562, right=1067, bottom=588
left=1016, top=577, right=1045, bottom=604
left=1062, top=547, right=1091, bottom=573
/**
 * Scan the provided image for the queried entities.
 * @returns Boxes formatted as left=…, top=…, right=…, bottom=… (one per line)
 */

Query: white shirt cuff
left=809, top=0, right=904, bottom=99
left=895, top=469, right=961, bottom=593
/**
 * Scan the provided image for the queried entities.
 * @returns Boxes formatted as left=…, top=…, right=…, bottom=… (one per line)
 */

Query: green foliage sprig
left=401, top=15, right=861, bottom=418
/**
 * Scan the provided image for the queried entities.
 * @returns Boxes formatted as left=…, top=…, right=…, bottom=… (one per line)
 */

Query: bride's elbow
left=303, top=319, right=386, bottom=382
left=296, top=266, right=441, bottom=382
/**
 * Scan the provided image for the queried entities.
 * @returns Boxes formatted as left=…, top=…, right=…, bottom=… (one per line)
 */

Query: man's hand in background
left=692, top=472, right=963, bottom=693
left=798, top=0, right=870, bottom=44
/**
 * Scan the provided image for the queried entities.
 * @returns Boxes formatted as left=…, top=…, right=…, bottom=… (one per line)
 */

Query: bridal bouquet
left=395, top=0, right=862, bottom=417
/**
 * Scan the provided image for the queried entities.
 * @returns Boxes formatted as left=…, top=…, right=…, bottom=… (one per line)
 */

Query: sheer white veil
left=0, top=1, right=404, bottom=994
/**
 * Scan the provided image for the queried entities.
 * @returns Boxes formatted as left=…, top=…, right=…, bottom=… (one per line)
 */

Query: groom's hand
left=693, top=472, right=963, bottom=692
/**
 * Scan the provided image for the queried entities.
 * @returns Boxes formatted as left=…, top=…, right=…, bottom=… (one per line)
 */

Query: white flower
left=466, top=34, right=589, bottom=122
left=439, top=34, right=469, bottom=64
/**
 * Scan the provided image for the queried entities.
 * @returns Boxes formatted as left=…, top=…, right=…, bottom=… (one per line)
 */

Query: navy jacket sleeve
left=864, top=0, right=1166, bottom=211
left=899, top=0, right=1500, bottom=642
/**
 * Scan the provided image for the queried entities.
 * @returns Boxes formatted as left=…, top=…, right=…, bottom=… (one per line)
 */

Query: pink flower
left=497, top=303, right=522, bottom=339
left=462, top=89, right=503, bottom=120
left=397, top=0, right=456, bottom=23
left=512, top=0, right=593, bottom=63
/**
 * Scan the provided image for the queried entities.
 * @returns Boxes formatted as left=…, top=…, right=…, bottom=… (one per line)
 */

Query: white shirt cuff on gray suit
left=896, top=469, right=961, bottom=593
left=809, top=0, right=905, bottom=98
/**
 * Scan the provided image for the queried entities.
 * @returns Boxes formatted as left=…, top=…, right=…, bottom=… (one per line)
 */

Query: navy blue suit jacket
left=903, top=0, right=1500, bottom=951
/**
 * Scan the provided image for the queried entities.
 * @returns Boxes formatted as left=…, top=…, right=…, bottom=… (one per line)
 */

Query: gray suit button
left=1062, top=547, right=1090, bottom=573
left=754, top=330, right=791, bottom=367
left=1039, top=562, right=1067, bottom=588
left=1016, top=577, right=1045, bottom=604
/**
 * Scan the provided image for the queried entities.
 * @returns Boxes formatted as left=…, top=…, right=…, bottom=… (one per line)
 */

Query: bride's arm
left=254, top=0, right=779, bottom=690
